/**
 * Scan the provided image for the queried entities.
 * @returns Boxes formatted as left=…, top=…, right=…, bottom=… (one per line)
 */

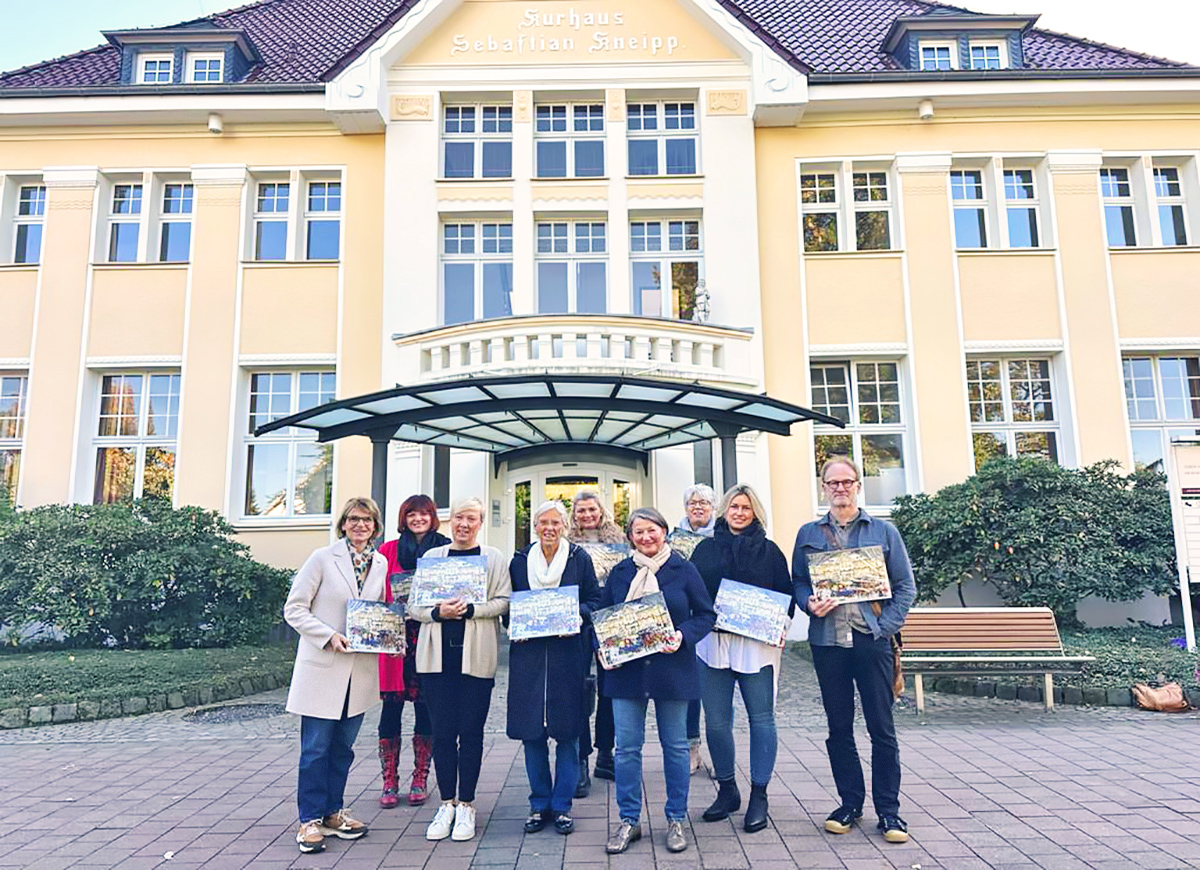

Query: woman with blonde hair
left=284, top=497, right=388, bottom=855
left=415, top=497, right=511, bottom=843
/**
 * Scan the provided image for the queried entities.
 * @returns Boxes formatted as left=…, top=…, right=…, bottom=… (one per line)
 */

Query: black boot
left=593, top=748, right=615, bottom=781
left=743, top=784, right=769, bottom=833
left=702, top=778, right=741, bottom=822
left=575, top=758, right=591, bottom=799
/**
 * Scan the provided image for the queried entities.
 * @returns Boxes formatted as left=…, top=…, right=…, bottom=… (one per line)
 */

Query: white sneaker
left=451, top=802, right=477, bottom=841
left=426, top=801, right=456, bottom=841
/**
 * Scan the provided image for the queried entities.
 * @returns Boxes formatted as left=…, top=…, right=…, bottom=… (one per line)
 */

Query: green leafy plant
left=0, top=500, right=292, bottom=649
left=890, top=457, right=1176, bottom=625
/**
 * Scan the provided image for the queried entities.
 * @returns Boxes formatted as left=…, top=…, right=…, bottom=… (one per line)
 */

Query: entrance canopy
left=254, top=373, right=843, bottom=504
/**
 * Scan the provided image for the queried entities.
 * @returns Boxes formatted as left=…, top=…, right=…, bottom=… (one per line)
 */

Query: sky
left=2, top=0, right=1199, bottom=72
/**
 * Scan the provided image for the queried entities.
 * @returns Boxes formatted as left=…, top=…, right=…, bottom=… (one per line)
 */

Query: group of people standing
left=282, top=455, right=916, bottom=857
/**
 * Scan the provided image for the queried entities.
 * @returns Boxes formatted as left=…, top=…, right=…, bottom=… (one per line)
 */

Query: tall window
left=951, top=169, right=987, bottom=248
left=1153, top=166, right=1188, bottom=247
left=627, top=101, right=697, bottom=176
left=919, top=43, right=955, bottom=71
left=305, top=181, right=341, bottom=260
left=1003, top=169, right=1039, bottom=248
left=1124, top=355, right=1200, bottom=473
left=536, top=220, right=607, bottom=314
left=852, top=172, right=892, bottom=250
left=138, top=54, right=173, bottom=84
left=0, top=374, right=26, bottom=503
left=1100, top=167, right=1136, bottom=247
left=443, top=105, right=513, bottom=179
left=108, top=183, right=143, bottom=262
left=244, top=371, right=335, bottom=518
left=811, top=361, right=909, bottom=506
left=93, top=372, right=180, bottom=503
left=442, top=222, right=513, bottom=325
left=966, top=358, right=1059, bottom=469
left=254, top=181, right=289, bottom=261
left=630, top=218, right=701, bottom=319
left=800, top=172, right=838, bottom=252
left=535, top=104, right=604, bottom=178
left=159, top=183, right=193, bottom=263
left=14, top=184, right=45, bottom=265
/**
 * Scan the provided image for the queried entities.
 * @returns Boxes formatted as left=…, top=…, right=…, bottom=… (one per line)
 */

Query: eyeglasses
left=822, top=479, right=859, bottom=490
left=686, top=500, right=711, bottom=508
left=345, top=516, right=375, bottom=526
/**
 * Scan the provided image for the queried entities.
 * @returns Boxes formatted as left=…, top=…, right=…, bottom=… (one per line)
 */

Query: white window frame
left=850, top=167, right=894, bottom=251
left=138, top=53, right=175, bottom=84
left=441, top=103, right=513, bottom=180
left=965, top=357, right=1061, bottom=469
left=0, top=372, right=27, bottom=504
left=1100, top=163, right=1142, bottom=248
left=629, top=217, right=703, bottom=318
left=1150, top=162, right=1190, bottom=247
left=626, top=100, right=699, bottom=177
left=91, top=371, right=181, bottom=504
left=12, top=183, right=45, bottom=265
left=967, top=40, right=1008, bottom=70
left=951, top=166, right=990, bottom=249
left=810, top=359, right=912, bottom=509
left=800, top=162, right=897, bottom=253
left=534, top=103, right=605, bottom=179
left=157, top=180, right=194, bottom=263
left=1124, top=354, right=1200, bottom=474
left=1001, top=166, right=1040, bottom=249
left=800, top=168, right=840, bottom=252
left=304, top=179, right=342, bottom=261
left=251, top=176, right=292, bottom=261
left=535, top=219, right=608, bottom=314
left=186, top=52, right=224, bottom=83
left=106, top=179, right=145, bottom=263
left=241, top=369, right=336, bottom=520
left=440, top=220, right=514, bottom=325
left=919, top=40, right=959, bottom=71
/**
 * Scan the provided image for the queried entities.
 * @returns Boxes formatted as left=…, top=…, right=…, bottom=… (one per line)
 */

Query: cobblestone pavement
left=4, top=648, right=1200, bottom=869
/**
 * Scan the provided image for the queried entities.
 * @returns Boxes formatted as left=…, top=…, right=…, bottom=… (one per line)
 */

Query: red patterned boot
left=378, top=737, right=400, bottom=808
left=409, top=734, right=432, bottom=806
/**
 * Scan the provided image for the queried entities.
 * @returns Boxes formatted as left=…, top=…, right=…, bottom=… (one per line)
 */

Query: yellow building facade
left=0, top=0, right=1196, bottom=623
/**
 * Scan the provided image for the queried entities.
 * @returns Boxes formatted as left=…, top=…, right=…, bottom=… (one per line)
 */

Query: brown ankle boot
left=378, top=737, right=400, bottom=808
left=409, top=734, right=432, bottom=806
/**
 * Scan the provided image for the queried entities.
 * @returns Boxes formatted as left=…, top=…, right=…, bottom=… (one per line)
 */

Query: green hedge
left=0, top=499, right=293, bottom=649
left=1058, top=625, right=1197, bottom=690
left=0, top=645, right=296, bottom=710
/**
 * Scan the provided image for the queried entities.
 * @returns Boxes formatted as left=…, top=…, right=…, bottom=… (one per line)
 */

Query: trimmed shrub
left=0, top=500, right=292, bottom=648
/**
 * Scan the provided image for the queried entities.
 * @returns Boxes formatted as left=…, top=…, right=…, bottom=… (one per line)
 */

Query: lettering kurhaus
left=450, top=6, right=681, bottom=56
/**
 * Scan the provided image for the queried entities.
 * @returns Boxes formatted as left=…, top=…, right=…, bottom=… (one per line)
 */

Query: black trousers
left=579, top=658, right=614, bottom=759
left=378, top=694, right=432, bottom=740
left=422, top=672, right=494, bottom=803
left=810, top=632, right=901, bottom=817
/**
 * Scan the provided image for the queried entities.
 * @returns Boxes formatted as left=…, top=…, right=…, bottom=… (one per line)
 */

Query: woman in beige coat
left=414, top=497, right=511, bottom=843
left=284, top=497, right=388, bottom=855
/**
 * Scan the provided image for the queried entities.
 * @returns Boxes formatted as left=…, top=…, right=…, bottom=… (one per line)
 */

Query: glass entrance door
left=509, top=466, right=640, bottom=552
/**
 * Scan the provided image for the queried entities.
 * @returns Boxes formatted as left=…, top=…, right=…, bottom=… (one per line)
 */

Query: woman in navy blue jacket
left=507, top=501, right=601, bottom=836
left=600, top=507, right=716, bottom=856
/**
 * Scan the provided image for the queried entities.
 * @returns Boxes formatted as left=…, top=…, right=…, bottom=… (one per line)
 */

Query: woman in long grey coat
left=284, top=497, right=388, bottom=855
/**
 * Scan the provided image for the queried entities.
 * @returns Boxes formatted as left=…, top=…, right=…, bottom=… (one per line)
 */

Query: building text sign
left=453, top=6, right=680, bottom=57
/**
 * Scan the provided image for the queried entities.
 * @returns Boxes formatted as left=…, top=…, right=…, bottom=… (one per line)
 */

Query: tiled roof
left=0, top=0, right=1190, bottom=90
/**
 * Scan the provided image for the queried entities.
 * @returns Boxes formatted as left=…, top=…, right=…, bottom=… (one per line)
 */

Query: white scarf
left=529, top=537, right=569, bottom=590
left=626, top=544, right=672, bottom=601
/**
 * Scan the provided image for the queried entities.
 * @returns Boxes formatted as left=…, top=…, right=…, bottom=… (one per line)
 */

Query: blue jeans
left=810, top=633, right=901, bottom=816
left=611, top=697, right=689, bottom=823
left=298, top=712, right=365, bottom=822
left=524, top=734, right=580, bottom=815
left=701, top=663, right=777, bottom=786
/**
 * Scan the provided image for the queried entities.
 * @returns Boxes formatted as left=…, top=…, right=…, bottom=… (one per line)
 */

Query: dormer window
left=187, top=53, right=224, bottom=83
left=919, top=42, right=958, bottom=71
left=138, top=54, right=174, bottom=84
left=968, top=41, right=1008, bottom=70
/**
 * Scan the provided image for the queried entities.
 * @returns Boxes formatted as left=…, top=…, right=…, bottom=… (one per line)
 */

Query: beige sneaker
left=296, top=819, right=325, bottom=853
left=451, top=802, right=477, bottom=841
left=320, top=809, right=368, bottom=840
left=426, top=800, right=456, bottom=840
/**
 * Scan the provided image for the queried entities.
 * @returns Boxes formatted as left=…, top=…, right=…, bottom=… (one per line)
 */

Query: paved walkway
left=4, top=649, right=1200, bottom=870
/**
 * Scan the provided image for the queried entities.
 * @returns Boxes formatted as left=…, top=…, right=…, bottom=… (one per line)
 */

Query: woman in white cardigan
left=414, top=497, right=511, bottom=843
left=283, top=497, right=388, bottom=855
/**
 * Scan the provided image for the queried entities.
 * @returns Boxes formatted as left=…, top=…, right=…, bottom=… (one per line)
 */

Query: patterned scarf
left=626, top=543, right=672, bottom=602
left=348, top=540, right=377, bottom=587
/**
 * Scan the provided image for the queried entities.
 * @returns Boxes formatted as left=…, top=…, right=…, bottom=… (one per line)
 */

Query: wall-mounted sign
left=451, top=6, right=682, bottom=57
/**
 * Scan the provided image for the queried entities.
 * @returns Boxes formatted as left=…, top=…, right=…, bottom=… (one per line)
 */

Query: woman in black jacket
left=690, top=483, right=792, bottom=833
left=507, top=501, right=601, bottom=836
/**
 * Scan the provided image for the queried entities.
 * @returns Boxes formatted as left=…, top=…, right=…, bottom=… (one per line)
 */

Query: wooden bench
left=899, top=607, right=1094, bottom=714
